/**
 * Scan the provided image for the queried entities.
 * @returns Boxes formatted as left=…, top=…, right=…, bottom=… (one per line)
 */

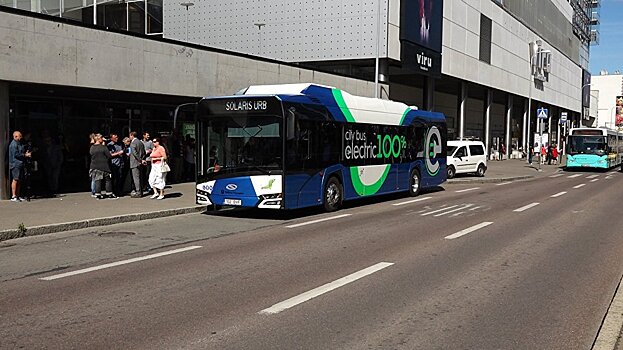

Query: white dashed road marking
left=286, top=214, right=352, bottom=228
left=568, top=174, right=582, bottom=178
left=573, top=184, right=586, bottom=189
left=591, top=179, right=599, bottom=183
left=445, top=222, right=494, bottom=240
left=393, top=197, right=432, bottom=206
left=587, top=175, right=599, bottom=179
left=434, top=204, right=474, bottom=217
left=496, top=182, right=512, bottom=186
left=259, top=262, right=394, bottom=314
left=551, top=192, right=567, bottom=198
left=40, top=246, right=203, bottom=281
left=549, top=174, right=564, bottom=178
left=455, top=187, right=480, bottom=193
left=514, top=202, right=540, bottom=212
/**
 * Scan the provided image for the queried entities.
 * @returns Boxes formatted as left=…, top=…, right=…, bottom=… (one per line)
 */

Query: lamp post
left=254, top=23, right=265, bottom=56
left=180, top=2, right=194, bottom=42
left=527, top=48, right=551, bottom=169
left=374, top=0, right=382, bottom=98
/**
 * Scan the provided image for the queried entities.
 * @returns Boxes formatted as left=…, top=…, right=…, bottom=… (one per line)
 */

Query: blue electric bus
left=188, top=83, right=446, bottom=211
left=566, top=127, right=623, bottom=170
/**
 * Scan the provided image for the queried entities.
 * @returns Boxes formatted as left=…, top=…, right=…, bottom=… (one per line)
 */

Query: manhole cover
left=97, top=231, right=136, bottom=237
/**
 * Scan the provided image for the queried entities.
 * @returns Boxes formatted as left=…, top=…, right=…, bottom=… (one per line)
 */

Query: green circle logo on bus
left=425, top=127, right=442, bottom=176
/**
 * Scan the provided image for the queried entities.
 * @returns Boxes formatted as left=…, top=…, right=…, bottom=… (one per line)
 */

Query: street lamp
left=254, top=23, right=265, bottom=56
left=374, top=0, right=382, bottom=98
left=180, top=2, right=194, bottom=42
left=527, top=48, right=551, bottom=170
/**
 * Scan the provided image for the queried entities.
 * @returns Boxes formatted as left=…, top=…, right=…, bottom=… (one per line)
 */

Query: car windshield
left=447, top=146, right=457, bottom=156
left=568, top=136, right=606, bottom=156
left=204, top=115, right=283, bottom=176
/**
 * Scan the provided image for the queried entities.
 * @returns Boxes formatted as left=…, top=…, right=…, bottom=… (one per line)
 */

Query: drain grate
left=97, top=231, right=136, bottom=237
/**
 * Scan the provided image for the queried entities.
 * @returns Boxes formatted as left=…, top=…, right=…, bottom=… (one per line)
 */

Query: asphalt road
left=1, top=169, right=623, bottom=349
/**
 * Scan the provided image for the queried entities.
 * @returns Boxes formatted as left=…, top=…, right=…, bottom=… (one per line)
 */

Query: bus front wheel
left=409, top=169, right=421, bottom=197
left=323, top=177, right=343, bottom=212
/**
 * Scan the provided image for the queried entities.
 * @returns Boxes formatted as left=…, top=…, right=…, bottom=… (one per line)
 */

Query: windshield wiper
left=248, top=166, right=272, bottom=175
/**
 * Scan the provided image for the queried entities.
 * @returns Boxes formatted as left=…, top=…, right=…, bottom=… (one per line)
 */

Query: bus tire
left=409, top=169, right=421, bottom=197
left=447, top=165, right=456, bottom=179
left=323, top=177, right=343, bottom=212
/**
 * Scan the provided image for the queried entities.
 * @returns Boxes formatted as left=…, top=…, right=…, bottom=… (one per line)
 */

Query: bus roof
left=237, top=83, right=445, bottom=126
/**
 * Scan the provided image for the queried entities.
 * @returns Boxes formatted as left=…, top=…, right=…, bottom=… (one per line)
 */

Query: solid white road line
left=587, top=175, right=599, bottom=179
left=496, top=182, right=512, bottom=186
left=444, top=222, right=493, bottom=240
left=549, top=174, right=564, bottom=178
left=286, top=214, right=352, bottom=228
left=573, top=184, right=586, bottom=189
left=550, top=191, right=567, bottom=198
left=259, top=262, right=394, bottom=314
left=434, top=204, right=473, bottom=217
left=40, top=246, right=203, bottom=281
left=392, top=196, right=432, bottom=206
left=568, top=174, right=582, bottom=178
left=421, top=205, right=459, bottom=216
left=513, top=202, right=540, bottom=212
left=455, top=187, right=480, bottom=193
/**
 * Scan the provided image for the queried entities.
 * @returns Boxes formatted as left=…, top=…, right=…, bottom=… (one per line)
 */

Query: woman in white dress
left=148, top=138, right=168, bottom=199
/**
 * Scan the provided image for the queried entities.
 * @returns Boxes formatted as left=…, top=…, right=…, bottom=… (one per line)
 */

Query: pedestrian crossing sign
left=537, top=108, right=548, bottom=119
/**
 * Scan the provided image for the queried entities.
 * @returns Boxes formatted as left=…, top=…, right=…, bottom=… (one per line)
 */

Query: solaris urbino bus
left=188, top=83, right=446, bottom=211
left=566, top=127, right=623, bottom=170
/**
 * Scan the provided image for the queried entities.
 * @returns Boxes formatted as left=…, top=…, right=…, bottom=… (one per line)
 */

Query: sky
left=588, top=0, right=623, bottom=75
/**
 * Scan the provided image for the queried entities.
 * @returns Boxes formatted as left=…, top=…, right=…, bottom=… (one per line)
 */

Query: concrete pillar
left=459, top=82, right=467, bottom=140
left=526, top=99, right=532, bottom=162
left=484, top=89, right=492, bottom=159
left=424, top=77, right=435, bottom=111
left=522, top=99, right=528, bottom=156
left=547, top=109, right=552, bottom=147
left=506, top=95, right=512, bottom=159
left=0, top=81, right=9, bottom=200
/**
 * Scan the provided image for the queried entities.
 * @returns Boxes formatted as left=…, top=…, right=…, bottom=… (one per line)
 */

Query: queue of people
left=7, top=129, right=195, bottom=201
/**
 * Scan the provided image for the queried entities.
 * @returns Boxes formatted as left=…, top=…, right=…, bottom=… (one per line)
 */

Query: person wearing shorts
left=8, top=131, right=31, bottom=202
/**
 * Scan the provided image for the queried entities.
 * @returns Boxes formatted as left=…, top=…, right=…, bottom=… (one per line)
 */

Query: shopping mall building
left=0, top=0, right=598, bottom=198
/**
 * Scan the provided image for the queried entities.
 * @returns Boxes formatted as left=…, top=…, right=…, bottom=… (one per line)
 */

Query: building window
left=479, top=14, right=492, bottom=64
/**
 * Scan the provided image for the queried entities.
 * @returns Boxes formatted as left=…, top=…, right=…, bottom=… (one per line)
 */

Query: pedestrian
left=141, top=132, right=153, bottom=193
left=129, top=131, right=146, bottom=198
left=552, top=143, right=559, bottom=165
left=541, top=144, right=547, bottom=164
left=8, top=131, right=32, bottom=202
left=547, top=143, right=553, bottom=165
left=89, top=134, right=116, bottom=199
left=107, top=134, right=125, bottom=196
left=148, top=137, right=169, bottom=200
left=184, top=136, right=196, bottom=180
left=89, top=133, right=97, bottom=197
left=500, top=143, right=506, bottom=161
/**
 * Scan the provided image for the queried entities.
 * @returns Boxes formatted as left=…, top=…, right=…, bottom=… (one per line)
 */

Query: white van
left=446, top=140, right=487, bottom=179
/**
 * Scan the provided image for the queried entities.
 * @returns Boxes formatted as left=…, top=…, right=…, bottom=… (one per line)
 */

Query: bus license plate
left=224, top=198, right=242, bottom=206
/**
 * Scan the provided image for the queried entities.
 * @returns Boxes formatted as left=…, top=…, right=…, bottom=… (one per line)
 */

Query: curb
left=592, top=275, right=623, bottom=350
left=447, top=174, right=535, bottom=184
left=0, top=206, right=205, bottom=242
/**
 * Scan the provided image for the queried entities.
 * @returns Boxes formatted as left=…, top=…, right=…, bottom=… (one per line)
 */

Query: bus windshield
left=568, top=135, right=607, bottom=156
left=205, top=115, right=283, bottom=176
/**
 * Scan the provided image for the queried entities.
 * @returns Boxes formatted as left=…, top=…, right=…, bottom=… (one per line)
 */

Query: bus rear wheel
left=409, top=169, right=421, bottom=197
left=323, top=177, right=343, bottom=212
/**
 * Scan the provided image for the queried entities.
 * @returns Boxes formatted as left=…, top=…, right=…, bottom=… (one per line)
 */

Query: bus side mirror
left=287, top=109, right=296, bottom=140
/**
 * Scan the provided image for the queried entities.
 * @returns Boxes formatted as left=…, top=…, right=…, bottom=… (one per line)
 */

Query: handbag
left=160, top=159, right=171, bottom=173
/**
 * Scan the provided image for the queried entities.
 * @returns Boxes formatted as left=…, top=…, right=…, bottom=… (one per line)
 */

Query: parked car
left=446, top=140, right=487, bottom=179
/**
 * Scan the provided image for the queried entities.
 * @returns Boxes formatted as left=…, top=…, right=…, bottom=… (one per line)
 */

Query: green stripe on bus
left=399, top=108, right=410, bottom=126
left=349, top=165, right=391, bottom=196
left=332, top=89, right=356, bottom=123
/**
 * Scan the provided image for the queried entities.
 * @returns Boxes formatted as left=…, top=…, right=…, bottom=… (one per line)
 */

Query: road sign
left=560, top=112, right=567, bottom=124
left=537, top=107, right=549, bottom=120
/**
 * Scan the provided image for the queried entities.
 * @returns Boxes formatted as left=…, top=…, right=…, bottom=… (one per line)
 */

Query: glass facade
left=0, top=0, right=163, bottom=36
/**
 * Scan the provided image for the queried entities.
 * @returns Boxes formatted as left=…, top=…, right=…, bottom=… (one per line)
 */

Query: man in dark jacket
left=8, top=131, right=31, bottom=202
left=129, top=131, right=146, bottom=198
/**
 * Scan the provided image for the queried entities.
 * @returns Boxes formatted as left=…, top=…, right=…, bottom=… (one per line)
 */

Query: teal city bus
left=186, top=83, right=447, bottom=211
left=566, top=127, right=623, bottom=170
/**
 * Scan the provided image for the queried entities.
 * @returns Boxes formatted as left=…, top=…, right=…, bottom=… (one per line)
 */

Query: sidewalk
left=0, top=182, right=203, bottom=241
left=448, top=158, right=563, bottom=183
left=0, top=160, right=558, bottom=241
